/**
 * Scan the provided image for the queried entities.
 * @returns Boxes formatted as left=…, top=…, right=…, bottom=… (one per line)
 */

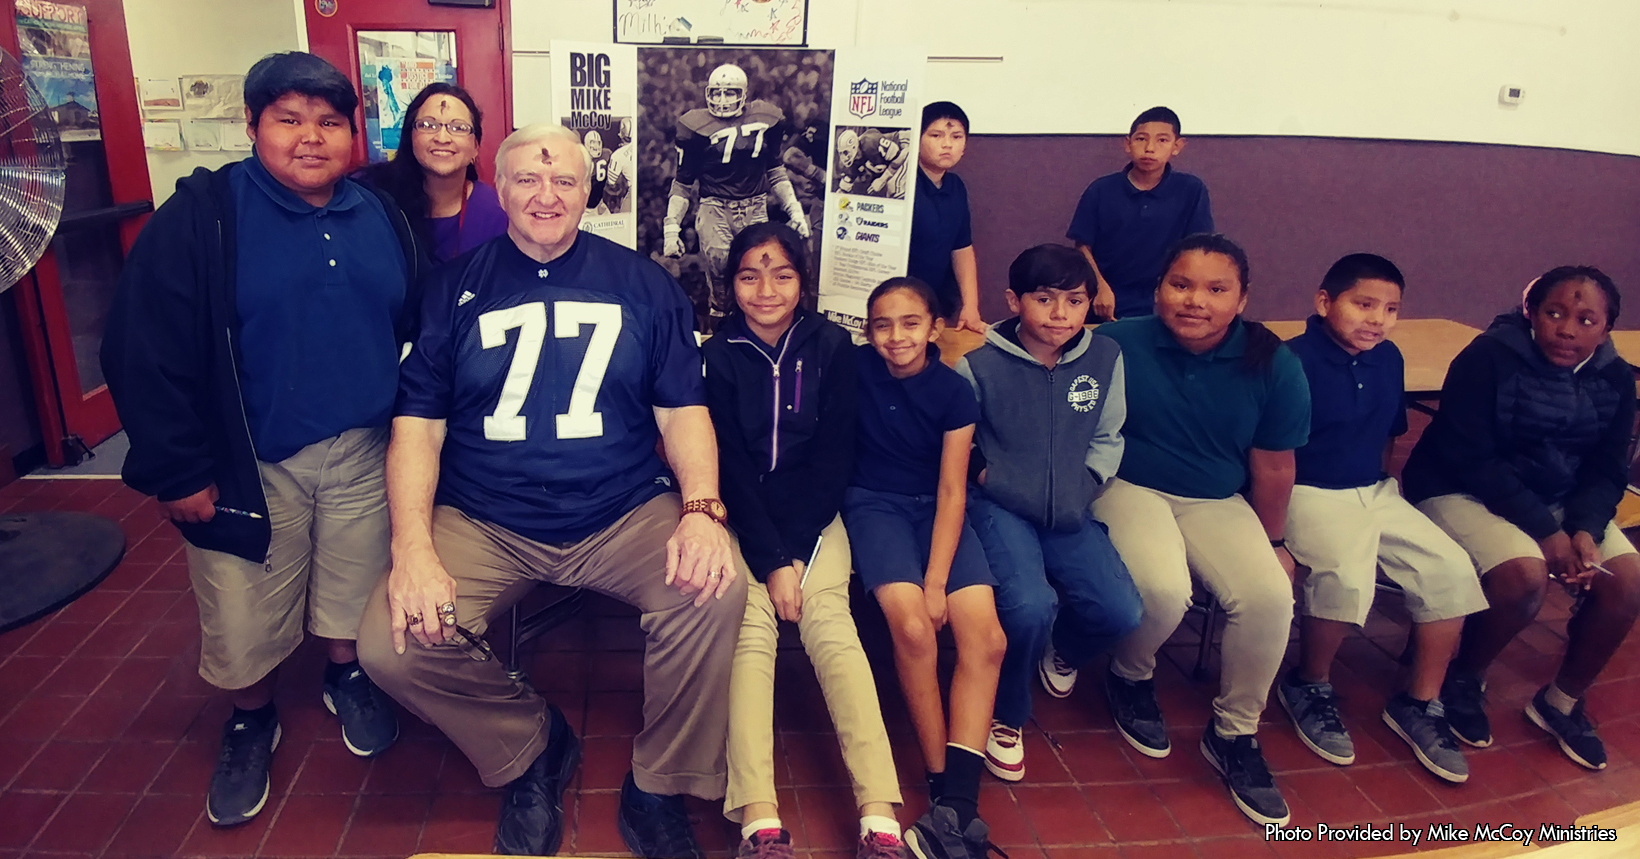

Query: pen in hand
left=798, top=535, right=823, bottom=590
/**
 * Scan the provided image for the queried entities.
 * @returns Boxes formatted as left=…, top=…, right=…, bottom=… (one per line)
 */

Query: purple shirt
left=429, top=180, right=509, bottom=263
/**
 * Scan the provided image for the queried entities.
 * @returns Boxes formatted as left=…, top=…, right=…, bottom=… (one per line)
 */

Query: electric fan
left=0, top=46, right=122, bottom=633
left=0, top=45, right=65, bottom=291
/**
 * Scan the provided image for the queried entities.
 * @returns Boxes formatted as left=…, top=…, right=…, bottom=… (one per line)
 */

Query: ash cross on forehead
left=760, top=250, right=774, bottom=266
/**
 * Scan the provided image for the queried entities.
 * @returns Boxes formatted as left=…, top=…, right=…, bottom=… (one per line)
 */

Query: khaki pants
left=357, top=494, right=748, bottom=795
left=187, top=426, right=390, bottom=690
left=1093, top=479, right=1295, bottom=736
left=724, top=516, right=901, bottom=821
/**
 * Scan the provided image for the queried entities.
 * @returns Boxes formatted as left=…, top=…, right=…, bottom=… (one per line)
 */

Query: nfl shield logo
left=849, top=78, right=878, bottom=118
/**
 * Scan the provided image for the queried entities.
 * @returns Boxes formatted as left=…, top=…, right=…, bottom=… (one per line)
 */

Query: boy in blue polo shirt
left=956, top=245, right=1143, bottom=783
left=908, top=102, right=985, bottom=332
left=1066, top=106, right=1213, bottom=321
left=1279, top=254, right=1487, bottom=784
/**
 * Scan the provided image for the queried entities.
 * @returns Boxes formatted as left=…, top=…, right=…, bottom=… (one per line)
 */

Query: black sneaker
left=206, top=711, right=281, bottom=827
left=322, top=663, right=399, bottom=757
left=906, top=804, right=1006, bottom=859
left=1105, top=671, right=1170, bottom=758
left=618, top=771, right=705, bottom=859
left=1439, top=671, right=1492, bottom=748
left=1525, top=686, right=1607, bottom=770
left=1199, top=720, right=1290, bottom=827
left=494, top=704, right=582, bottom=855
left=1382, top=693, right=1468, bottom=783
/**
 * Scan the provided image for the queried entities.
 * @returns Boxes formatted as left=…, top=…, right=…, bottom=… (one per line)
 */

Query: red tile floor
left=3, top=460, right=1640, bottom=859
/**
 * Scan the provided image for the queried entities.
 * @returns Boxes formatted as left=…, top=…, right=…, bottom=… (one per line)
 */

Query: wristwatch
left=681, top=498, right=728, bottom=526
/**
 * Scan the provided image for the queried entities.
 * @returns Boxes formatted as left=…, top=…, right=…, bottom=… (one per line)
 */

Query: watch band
left=681, top=498, right=727, bottom=525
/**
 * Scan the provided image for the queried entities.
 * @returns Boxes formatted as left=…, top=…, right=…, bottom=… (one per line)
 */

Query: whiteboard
left=613, top=0, right=807, bottom=46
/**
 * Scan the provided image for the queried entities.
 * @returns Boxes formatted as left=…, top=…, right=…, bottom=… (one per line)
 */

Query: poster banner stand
left=816, top=47, right=924, bottom=333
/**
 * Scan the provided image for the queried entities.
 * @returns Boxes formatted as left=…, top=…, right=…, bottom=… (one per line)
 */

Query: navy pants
left=968, top=488, right=1144, bottom=728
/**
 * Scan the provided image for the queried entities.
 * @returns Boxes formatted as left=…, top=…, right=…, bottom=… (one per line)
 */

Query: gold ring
left=408, top=613, right=424, bottom=626
left=441, top=613, right=458, bottom=627
left=439, top=602, right=456, bottom=614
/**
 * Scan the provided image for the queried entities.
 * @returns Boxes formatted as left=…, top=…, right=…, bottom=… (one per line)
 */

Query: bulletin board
left=613, top=0, right=806, bottom=46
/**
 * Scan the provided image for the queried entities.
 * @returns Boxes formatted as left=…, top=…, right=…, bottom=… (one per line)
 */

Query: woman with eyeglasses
left=361, top=82, right=507, bottom=264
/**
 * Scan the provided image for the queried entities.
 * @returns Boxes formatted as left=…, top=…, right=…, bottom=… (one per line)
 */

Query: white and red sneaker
left=983, top=720, right=1024, bottom=782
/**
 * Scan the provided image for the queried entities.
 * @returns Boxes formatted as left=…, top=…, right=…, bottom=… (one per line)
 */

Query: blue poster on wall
left=14, top=0, right=100, bottom=142
left=358, top=30, right=458, bottom=164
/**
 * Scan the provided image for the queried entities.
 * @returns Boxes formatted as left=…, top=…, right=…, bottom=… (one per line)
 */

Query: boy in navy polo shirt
left=1279, top=254, right=1486, bottom=784
left=1066, top=106, right=1213, bottom=321
left=956, top=245, right=1142, bottom=783
left=908, top=102, right=985, bottom=332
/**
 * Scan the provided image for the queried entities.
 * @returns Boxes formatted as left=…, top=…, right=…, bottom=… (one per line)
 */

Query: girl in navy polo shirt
left=1093, top=234, right=1310, bottom=828
left=843, top=278, right=1006, bottom=859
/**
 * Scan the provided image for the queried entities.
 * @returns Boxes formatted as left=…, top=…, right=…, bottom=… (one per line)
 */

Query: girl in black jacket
left=703, top=223, right=906, bottom=859
left=1403, top=266, right=1640, bottom=771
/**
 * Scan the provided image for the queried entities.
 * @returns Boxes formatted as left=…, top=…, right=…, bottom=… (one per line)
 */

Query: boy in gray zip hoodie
left=955, top=244, right=1144, bottom=782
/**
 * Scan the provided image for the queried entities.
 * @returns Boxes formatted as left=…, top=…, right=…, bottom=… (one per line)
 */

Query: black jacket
left=1402, top=310, right=1635, bottom=540
left=100, top=163, right=426, bottom=562
left=702, top=310, right=857, bottom=582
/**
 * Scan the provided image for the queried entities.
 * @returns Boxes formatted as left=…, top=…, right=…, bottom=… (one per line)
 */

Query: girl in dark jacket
left=703, top=223, right=906, bottom=859
left=1403, top=266, right=1640, bottom=771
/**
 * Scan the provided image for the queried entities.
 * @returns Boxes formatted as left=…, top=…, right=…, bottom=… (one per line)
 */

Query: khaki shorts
left=1287, top=480, right=1488, bottom=626
left=186, top=426, right=390, bottom=690
left=1416, top=492, right=1638, bottom=576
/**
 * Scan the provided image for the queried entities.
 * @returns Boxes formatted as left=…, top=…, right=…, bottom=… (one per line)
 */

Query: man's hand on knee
left=665, top=512, right=734, bottom=607
left=386, top=544, right=460, bottom=653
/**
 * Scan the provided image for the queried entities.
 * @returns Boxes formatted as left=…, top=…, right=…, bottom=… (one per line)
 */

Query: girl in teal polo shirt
left=1092, top=234, right=1311, bottom=828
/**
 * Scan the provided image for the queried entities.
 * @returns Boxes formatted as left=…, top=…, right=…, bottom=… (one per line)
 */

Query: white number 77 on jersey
left=477, top=300, right=622, bottom=441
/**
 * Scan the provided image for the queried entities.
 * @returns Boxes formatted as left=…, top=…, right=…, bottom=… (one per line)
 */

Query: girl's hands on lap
left=1567, top=531, right=1603, bottom=590
left=1539, top=531, right=1582, bottom=590
left=768, top=565, right=803, bottom=622
left=924, top=584, right=948, bottom=631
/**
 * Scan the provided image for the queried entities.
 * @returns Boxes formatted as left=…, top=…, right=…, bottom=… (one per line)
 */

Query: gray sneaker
left=1383, top=693, right=1468, bottom=783
left=906, top=805, right=1004, bottom=859
left=1276, top=669, right=1354, bottom=765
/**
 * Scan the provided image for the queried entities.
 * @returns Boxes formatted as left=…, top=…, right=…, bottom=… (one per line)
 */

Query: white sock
left=861, top=816, right=901, bottom=840
left=1545, top=683, right=1579, bottom=716
left=742, top=818, right=782, bottom=840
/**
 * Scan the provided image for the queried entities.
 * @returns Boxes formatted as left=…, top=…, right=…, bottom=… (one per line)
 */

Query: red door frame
left=7, top=0, right=152, bottom=465
left=302, top=0, right=513, bottom=178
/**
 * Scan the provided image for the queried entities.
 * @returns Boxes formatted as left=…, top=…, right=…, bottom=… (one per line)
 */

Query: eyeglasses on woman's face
left=413, top=118, right=475, bottom=137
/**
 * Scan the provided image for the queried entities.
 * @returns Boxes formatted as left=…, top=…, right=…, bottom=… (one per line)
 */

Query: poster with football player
left=636, top=47, right=834, bottom=331
left=817, top=48, right=925, bottom=333
left=550, top=41, right=638, bottom=248
left=830, top=126, right=913, bottom=200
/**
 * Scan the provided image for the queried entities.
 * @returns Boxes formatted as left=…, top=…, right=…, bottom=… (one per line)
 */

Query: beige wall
left=124, top=0, right=305, bottom=206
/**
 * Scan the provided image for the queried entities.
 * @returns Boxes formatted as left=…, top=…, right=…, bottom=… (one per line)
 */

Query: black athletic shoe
left=322, top=663, right=399, bottom=757
left=618, top=771, right=705, bottom=859
left=1525, top=686, right=1608, bottom=770
left=494, top=704, right=582, bottom=855
left=1200, top=720, right=1290, bottom=827
left=1440, top=671, right=1492, bottom=748
left=1105, top=671, right=1170, bottom=758
left=906, top=804, right=1005, bottom=859
left=206, top=711, right=281, bottom=827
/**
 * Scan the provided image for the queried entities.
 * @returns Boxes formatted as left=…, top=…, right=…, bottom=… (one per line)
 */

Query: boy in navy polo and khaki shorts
left=1278, top=255, right=1486, bottom=785
left=1066, top=107, right=1213, bottom=322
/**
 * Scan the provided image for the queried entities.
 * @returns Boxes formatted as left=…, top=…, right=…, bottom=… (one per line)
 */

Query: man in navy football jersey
left=357, top=124, right=746, bottom=859
left=662, top=63, right=811, bottom=322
